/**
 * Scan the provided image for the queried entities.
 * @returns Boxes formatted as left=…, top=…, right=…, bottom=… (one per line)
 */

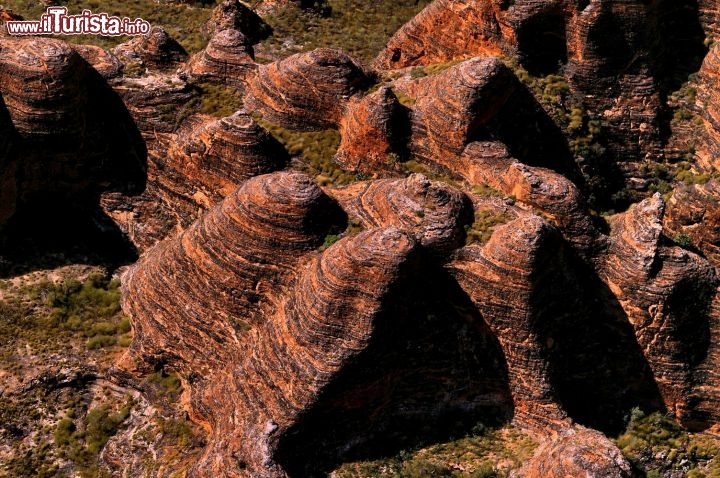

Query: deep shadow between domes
left=541, top=245, right=665, bottom=435
left=274, top=255, right=513, bottom=478
left=0, top=56, right=147, bottom=277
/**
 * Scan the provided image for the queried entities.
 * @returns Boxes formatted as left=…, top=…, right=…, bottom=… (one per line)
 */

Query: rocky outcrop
left=602, top=195, right=719, bottom=428
left=409, top=57, right=516, bottom=166
left=203, top=0, right=271, bottom=44
left=374, top=0, right=508, bottom=70
left=245, top=48, right=371, bottom=130
left=699, top=0, right=720, bottom=39
left=335, top=86, right=405, bottom=173
left=163, top=111, right=288, bottom=203
left=0, top=37, right=146, bottom=225
left=182, top=29, right=257, bottom=87
left=120, top=170, right=515, bottom=476
left=102, top=111, right=288, bottom=251
left=328, top=174, right=472, bottom=254
left=402, top=58, right=594, bottom=249
left=377, top=0, right=709, bottom=202
left=190, top=227, right=420, bottom=477
left=111, top=27, right=188, bottom=73
left=450, top=215, right=571, bottom=431
left=71, top=45, right=123, bottom=79
left=461, top=142, right=596, bottom=251
left=518, top=427, right=633, bottom=478
left=664, top=180, right=720, bottom=268
left=695, top=42, right=720, bottom=171
left=112, top=74, right=196, bottom=134
left=119, top=172, right=345, bottom=373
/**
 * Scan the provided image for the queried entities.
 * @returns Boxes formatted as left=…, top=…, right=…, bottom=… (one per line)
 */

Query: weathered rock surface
left=518, top=427, right=634, bottom=478
left=0, top=37, right=146, bottom=226
left=102, top=111, right=288, bottom=251
left=377, top=0, right=709, bottom=201
left=328, top=173, right=472, bottom=254
left=335, top=86, right=405, bottom=173
left=182, top=29, right=257, bottom=87
left=121, top=171, right=515, bottom=476
left=461, top=141, right=596, bottom=251
left=111, top=74, right=196, bottom=134
left=410, top=57, right=516, bottom=165
left=203, top=0, right=271, bottom=43
left=119, top=171, right=345, bottom=374
left=449, top=215, right=571, bottom=431
left=245, top=48, right=370, bottom=130
left=603, top=195, right=719, bottom=428
left=665, top=180, right=720, bottom=268
left=374, top=0, right=508, bottom=70
left=695, top=42, right=720, bottom=171
left=71, top=45, right=124, bottom=79
left=4, top=2, right=720, bottom=477
left=111, top=27, right=188, bottom=73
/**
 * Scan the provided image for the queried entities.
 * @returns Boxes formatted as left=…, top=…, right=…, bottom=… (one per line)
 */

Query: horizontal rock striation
left=167, top=111, right=288, bottom=198
left=328, top=173, right=472, bottom=254
left=112, top=74, right=196, bottom=135
left=518, top=426, right=633, bottom=478
left=203, top=0, right=271, bottom=43
left=374, top=0, right=509, bottom=70
left=0, top=36, right=146, bottom=225
left=111, top=27, right=188, bottom=73
left=244, top=48, right=371, bottom=131
left=461, top=141, right=596, bottom=251
left=409, top=57, right=516, bottom=166
left=334, top=86, right=405, bottom=173
left=101, top=110, right=288, bottom=250
left=190, top=227, right=420, bottom=477
left=664, top=180, right=720, bottom=268
left=182, top=29, right=257, bottom=87
left=695, top=42, right=720, bottom=171
left=449, top=215, right=571, bottom=431
left=0, top=38, right=86, bottom=142
left=119, top=171, right=345, bottom=373
left=602, top=195, right=720, bottom=428
left=71, top=45, right=123, bottom=80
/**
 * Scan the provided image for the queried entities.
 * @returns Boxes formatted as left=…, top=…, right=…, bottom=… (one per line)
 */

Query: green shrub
left=54, top=418, right=76, bottom=448
left=465, top=211, right=512, bottom=245
left=674, top=234, right=693, bottom=249
left=147, top=371, right=183, bottom=400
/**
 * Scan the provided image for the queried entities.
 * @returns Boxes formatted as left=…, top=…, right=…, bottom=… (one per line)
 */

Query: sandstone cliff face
left=373, top=0, right=509, bottom=70
left=665, top=180, right=720, bottom=268
left=182, top=0, right=270, bottom=88
left=377, top=0, right=708, bottom=203
left=449, top=215, right=571, bottom=431
left=0, top=37, right=146, bottom=227
left=334, top=86, right=405, bottom=173
left=409, top=57, right=516, bottom=166
left=602, top=195, right=719, bottom=429
left=694, top=42, right=720, bottom=171
left=102, top=111, right=287, bottom=252
left=119, top=172, right=345, bottom=375
left=517, top=426, right=634, bottom=478
left=182, top=29, right=257, bottom=87
left=120, top=171, right=516, bottom=476
left=328, top=174, right=473, bottom=254
left=204, top=0, right=271, bottom=43
left=3, top=0, right=720, bottom=476
left=111, top=27, right=188, bottom=73
left=245, top=48, right=370, bottom=130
